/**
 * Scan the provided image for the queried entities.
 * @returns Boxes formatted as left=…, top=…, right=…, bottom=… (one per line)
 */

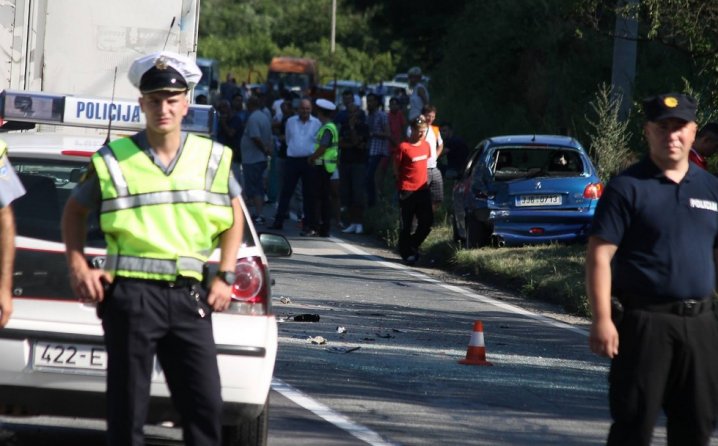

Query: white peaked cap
left=128, top=51, right=202, bottom=93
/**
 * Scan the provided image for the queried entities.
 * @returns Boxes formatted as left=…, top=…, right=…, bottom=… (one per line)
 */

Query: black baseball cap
left=642, top=93, right=697, bottom=122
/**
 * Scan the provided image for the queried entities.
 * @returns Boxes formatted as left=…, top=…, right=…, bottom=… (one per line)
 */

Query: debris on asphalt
left=336, top=326, right=347, bottom=334
left=326, top=346, right=360, bottom=354
left=375, top=332, right=395, bottom=339
left=293, top=314, right=320, bottom=322
left=307, top=336, right=327, bottom=345
left=279, top=297, right=291, bottom=304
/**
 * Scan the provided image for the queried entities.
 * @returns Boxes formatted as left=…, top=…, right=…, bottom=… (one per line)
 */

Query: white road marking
left=271, top=378, right=401, bottom=446
left=330, top=237, right=589, bottom=337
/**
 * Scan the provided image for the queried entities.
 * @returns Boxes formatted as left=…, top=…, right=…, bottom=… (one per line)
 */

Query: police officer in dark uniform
left=586, top=92, right=718, bottom=445
left=62, top=51, right=243, bottom=446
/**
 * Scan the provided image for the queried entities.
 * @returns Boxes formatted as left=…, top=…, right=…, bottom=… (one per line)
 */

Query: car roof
left=370, top=81, right=408, bottom=89
left=485, top=134, right=583, bottom=149
left=325, top=80, right=363, bottom=88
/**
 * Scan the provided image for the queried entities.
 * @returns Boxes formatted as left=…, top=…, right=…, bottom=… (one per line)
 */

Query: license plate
left=32, top=341, right=107, bottom=372
left=516, top=194, right=562, bottom=207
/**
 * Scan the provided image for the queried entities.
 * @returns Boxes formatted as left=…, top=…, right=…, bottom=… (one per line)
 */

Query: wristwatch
left=216, top=270, right=236, bottom=285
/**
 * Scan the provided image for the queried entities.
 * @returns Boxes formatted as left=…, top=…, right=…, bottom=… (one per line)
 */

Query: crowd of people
left=212, top=66, right=469, bottom=263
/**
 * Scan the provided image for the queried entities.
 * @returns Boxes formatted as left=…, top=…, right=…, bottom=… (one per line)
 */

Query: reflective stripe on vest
left=314, top=122, right=338, bottom=174
left=101, top=189, right=231, bottom=212
left=93, top=133, right=233, bottom=281
left=0, top=140, right=7, bottom=158
left=105, top=254, right=207, bottom=277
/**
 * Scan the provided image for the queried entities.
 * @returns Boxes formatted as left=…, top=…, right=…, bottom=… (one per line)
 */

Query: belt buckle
left=680, top=299, right=698, bottom=316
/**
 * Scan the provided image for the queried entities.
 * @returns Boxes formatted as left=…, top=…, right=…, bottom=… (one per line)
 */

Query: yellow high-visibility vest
left=314, top=122, right=338, bottom=174
left=92, top=133, right=234, bottom=281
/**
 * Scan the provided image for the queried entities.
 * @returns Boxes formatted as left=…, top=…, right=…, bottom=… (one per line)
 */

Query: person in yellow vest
left=307, top=98, right=338, bottom=237
left=61, top=51, right=243, bottom=446
left=0, top=142, right=26, bottom=328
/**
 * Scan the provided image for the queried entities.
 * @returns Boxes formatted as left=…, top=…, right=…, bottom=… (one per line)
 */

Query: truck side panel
left=0, top=0, right=200, bottom=98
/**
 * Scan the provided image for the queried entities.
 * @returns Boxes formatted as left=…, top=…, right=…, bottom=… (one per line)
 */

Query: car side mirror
left=258, top=233, right=293, bottom=257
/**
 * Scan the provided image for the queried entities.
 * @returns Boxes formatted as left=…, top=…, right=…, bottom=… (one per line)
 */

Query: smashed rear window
left=490, top=148, right=584, bottom=181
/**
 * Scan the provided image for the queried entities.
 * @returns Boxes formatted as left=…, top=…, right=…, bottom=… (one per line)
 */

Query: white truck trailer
left=0, top=0, right=200, bottom=99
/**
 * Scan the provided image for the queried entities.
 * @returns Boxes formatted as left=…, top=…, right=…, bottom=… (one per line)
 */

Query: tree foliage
left=197, top=0, right=395, bottom=84
left=575, top=0, right=718, bottom=110
left=197, top=0, right=718, bottom=154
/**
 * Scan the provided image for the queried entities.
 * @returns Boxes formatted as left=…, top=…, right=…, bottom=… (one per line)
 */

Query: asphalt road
left=2, top=225, right=717, bottom=445
left=266, top=226, right=718, bottom=445
left=267, top=232, right=608, bottom=446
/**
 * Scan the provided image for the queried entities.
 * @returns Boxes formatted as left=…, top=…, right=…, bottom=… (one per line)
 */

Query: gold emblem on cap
left=154, top=56, right=169, bottom=70
left=663, top=96, right=678, bottom=108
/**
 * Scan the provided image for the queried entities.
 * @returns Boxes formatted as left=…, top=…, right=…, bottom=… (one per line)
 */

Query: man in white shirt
left=269, top=98, right=321, bottom=230
left=407, top=66, right=429, bottom=121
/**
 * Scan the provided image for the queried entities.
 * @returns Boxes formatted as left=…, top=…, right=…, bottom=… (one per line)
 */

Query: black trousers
left=274, top=156, right=317, bottom=228
left=313, top=165, right=332, bottom=235
left=398, top=187, right=433, bottom=259
left=101, top=278, right=222, bottom=446
left=607, top=308, right=718, bottom=446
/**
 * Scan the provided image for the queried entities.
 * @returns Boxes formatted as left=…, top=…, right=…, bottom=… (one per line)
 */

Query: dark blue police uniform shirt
left=591, top=157, right=718, bottom=301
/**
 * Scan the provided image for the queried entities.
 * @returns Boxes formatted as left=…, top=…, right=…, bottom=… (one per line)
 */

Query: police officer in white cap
left=62, top=51, right=244, bottom=446
left=307, top=98, right=338, bottom=236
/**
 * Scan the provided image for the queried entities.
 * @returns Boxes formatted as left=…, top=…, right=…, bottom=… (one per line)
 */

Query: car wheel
left=465, top=215, right=489, bottom=249
left=222, top=400, right=269, bottom=446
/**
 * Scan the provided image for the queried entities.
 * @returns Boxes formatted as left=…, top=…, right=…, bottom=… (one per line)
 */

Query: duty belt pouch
left=201, top=263, right=212, bottom=290
left=611, top=297, right=624, bottom=326
left=96, top=279, right=113, bottom=320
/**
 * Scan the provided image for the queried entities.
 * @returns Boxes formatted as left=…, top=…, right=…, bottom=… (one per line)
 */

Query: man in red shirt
left=394, top=115, right=433, bottom=264
left=688, top=122, right=718, bottom=169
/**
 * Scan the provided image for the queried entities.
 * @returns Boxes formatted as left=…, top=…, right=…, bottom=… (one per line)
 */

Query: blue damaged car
left=451, top=135, right=603, bottom=248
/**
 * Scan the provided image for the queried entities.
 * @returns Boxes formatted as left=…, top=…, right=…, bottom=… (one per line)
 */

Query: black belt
left=620, top=297, right=713, bottom=316
left=114, top=276, right=200, bottom=289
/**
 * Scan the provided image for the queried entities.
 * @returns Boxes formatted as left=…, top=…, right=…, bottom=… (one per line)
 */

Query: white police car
left=0, top=90, right=290, bottom=445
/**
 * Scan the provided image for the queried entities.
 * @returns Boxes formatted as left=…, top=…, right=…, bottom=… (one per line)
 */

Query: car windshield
left=11, top=157, right=255, bottom=248
left=490, top=147, right=584, bottom=181
left=268, top=72, right=311, bottom=91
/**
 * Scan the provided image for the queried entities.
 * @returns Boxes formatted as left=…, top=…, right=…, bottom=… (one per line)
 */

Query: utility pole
left=611, top=0, right=638, bottom=120
left=330, top=0, right=337, bottom=97
left=331, top=0, right=336, bottom=54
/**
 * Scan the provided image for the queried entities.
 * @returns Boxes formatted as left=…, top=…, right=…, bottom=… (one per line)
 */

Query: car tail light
left=61, top=150, right=96, bottom=158
left=583, top=182, right=603, bottom=199
left=529, top=227, right=544, bottom=235
left=229, top=256, right=270, bottom=315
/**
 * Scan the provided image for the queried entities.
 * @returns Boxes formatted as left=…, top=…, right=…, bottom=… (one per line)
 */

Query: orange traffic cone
left=459, top=320, right=493, bottom=366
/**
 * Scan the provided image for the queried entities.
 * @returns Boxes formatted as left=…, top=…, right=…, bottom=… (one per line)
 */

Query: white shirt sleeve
left=0, top=155, right=26, bottom=208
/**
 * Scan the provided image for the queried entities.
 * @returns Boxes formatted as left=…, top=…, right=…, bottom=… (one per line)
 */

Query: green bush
left=585, top=83, right=634, bottom=183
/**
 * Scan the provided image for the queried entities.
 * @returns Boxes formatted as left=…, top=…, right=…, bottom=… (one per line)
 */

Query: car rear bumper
left=484, top=209, right=594, bottom=246
left=0, top=314, right=277, bottom=424
left=0, top=385, right=266, bottom=424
